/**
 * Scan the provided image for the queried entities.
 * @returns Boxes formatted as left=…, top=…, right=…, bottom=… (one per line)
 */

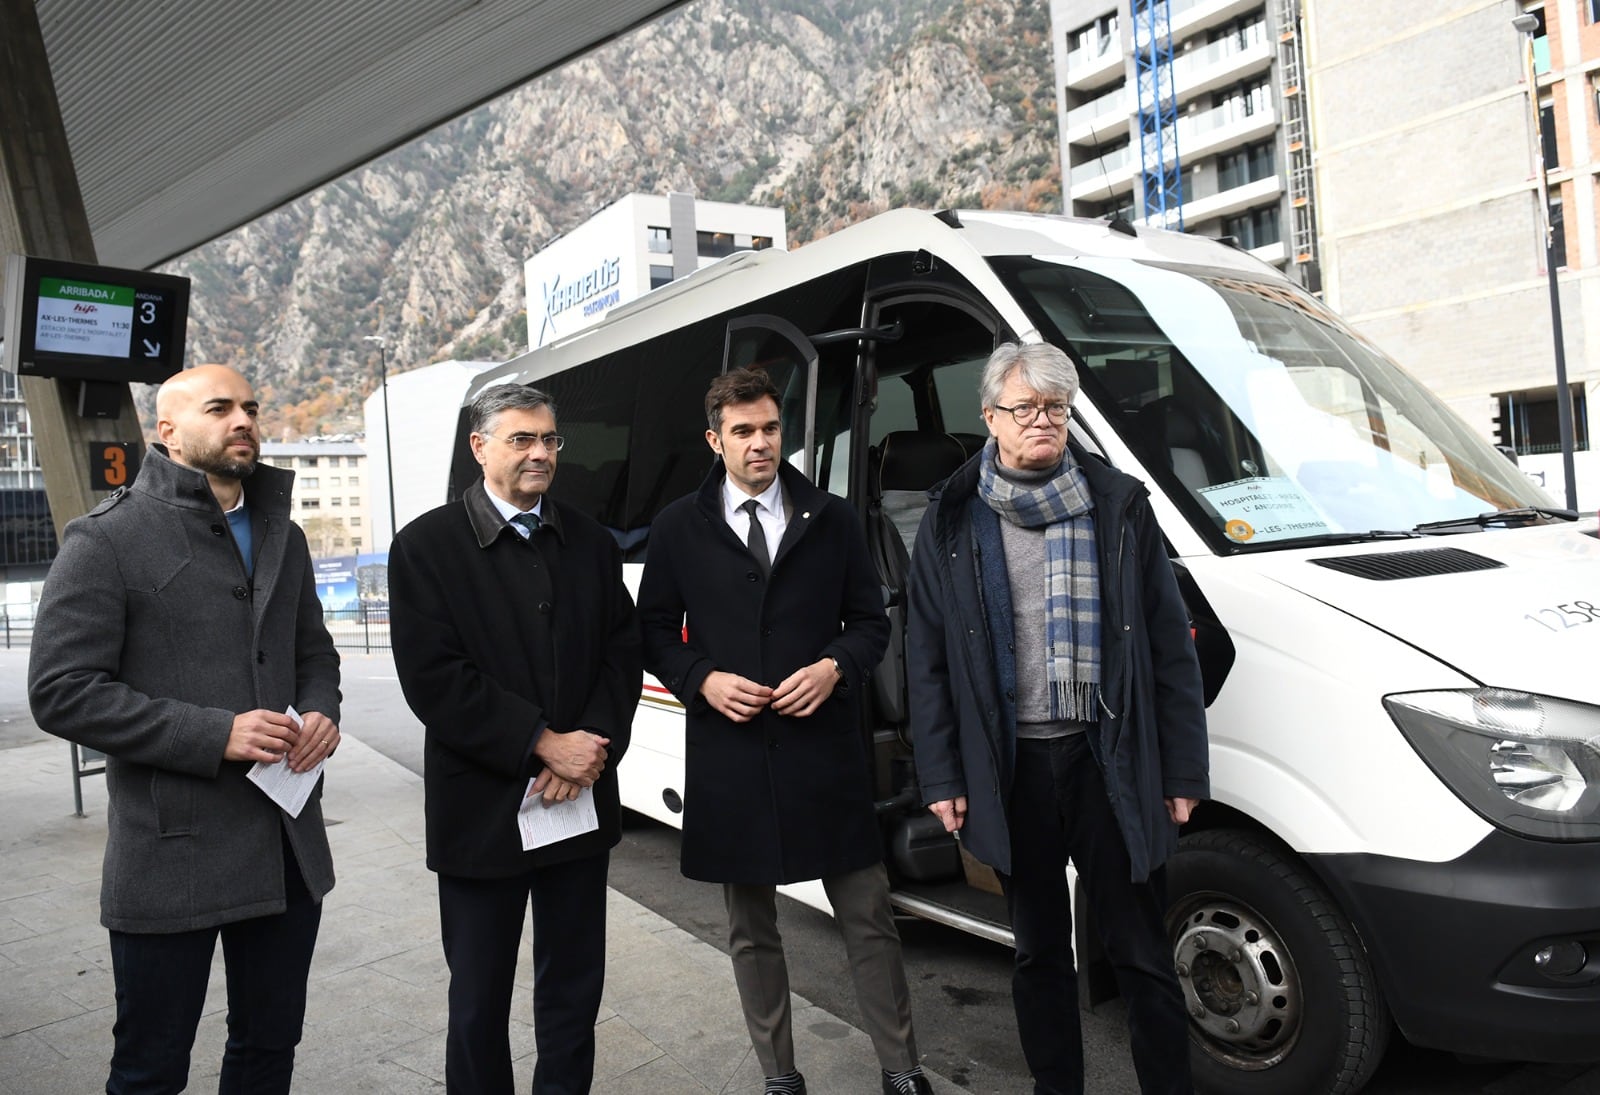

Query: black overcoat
left=638, top=462, right=891, bottom=884
left=389, top=481, right=641, bottom=877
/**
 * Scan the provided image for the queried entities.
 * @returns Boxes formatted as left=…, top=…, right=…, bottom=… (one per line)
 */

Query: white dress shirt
left=484, top=487, right=545, bottom=538
left=722, top=474, right=786, bottom=555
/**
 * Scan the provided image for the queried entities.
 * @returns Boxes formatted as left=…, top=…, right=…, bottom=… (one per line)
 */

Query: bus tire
left=1165, top=829, right=1390, bottom=1095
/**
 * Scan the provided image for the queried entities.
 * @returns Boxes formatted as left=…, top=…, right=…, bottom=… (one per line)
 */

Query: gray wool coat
left=28, top=445, right=341, bottom=933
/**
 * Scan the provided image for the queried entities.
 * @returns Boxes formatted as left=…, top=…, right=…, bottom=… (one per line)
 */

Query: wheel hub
left=1172, top=900, right=1300, bottom=1063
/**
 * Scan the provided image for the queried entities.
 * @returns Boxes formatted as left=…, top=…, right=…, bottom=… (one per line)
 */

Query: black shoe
left=765, top=1072, right=806, bottom=1095
left=882, top=1070, right=934, bottom=1094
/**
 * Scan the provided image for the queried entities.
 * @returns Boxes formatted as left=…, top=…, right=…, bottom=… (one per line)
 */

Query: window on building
left=1069, top=12, right=1118, bottom=57
left=649, top=264, right=673, bottom=289
left=349, top=497, right=360, bottom=507
left=0, top=372, right=17, bottom=399
left=331, top=497, right=342, bottom=507
left=1209, top=16, right=1264, bottom=50
left=333, top=538, right=345, bottom=548
left=330, top=476, right=341, bottom=486
left=750, top=236, right=774, bottom=251
left=1539, top=97, right=1559, bottom=171
left=1588, top=0, right=1599, bottom=23
left=303, top=477, right=319, bottom=489
left=646, top=226, right=672, bottom=253
left=1592, top=74, right=1600, bottom=126
left=349, top=475, right=360, bottom=486
left=1218, top=141, right=1276, bottom=190
left=301, top=457, right=318, bottom=467
left=351, top=516, right=362, bottom=527
left=1496, top=384, right=1589, bottom=455
left=301, top=499, right=320, bottom=510
left=352, top=537, right=362, bottom=550
left=1223, top=204, right=1282, bottom=249
left=697, top=231, right=736, bottom=259
left=346, top=457, right=359, bottom=467
left=1550, top=195, right=1567, bottom=268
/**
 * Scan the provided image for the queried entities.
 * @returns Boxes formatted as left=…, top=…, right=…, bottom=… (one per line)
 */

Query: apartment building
left=1050, top=0, right=1313, bottom=282
left=1308, top=0, right=1598, bottom=506
left=259, top=440, right=370, bottom=558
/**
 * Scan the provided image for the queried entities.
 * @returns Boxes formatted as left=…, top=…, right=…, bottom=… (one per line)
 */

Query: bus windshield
left=997, top=256, right=1552, bottom=550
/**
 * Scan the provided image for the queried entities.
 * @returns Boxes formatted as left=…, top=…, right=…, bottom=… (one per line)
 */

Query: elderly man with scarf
left=906, top=342, right=1209, bottom=1095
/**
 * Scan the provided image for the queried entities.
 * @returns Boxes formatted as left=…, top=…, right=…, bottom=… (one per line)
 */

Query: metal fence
left=1, top=611, right=387, bottom=652
left=1, top=615, right=31, bottom=649
left=322, top=607, right=392, bottom=653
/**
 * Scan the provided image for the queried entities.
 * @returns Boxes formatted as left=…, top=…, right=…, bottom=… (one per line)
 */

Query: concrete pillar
left=1, top=0, right=144, bottom=538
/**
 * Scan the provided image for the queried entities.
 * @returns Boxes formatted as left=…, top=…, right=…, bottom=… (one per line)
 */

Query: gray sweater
left=28, top=447, right=340, bottom=932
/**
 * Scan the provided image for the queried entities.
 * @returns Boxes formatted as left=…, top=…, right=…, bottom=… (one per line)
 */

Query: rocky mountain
left=163, top=0, right=1061, bottom=438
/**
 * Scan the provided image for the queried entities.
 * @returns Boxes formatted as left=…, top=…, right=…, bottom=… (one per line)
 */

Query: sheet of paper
left=518, top=779, right=599, bottom=851
left=246, top=706, right=323, bottom=819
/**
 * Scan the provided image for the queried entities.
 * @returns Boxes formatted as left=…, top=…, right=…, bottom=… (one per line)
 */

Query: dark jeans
left=106, top=840, right=322, bottom=1095
left=1003, top=735, right=1191, bottom=1095
left=437, top=851, right=609, bottom=1095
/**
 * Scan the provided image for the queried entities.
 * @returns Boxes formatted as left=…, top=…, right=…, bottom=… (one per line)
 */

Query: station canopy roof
left=35, top=0, right=686, bottom=270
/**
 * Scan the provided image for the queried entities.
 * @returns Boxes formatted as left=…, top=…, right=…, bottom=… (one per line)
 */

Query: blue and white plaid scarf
left=977, top=439, right=1101, bottom=722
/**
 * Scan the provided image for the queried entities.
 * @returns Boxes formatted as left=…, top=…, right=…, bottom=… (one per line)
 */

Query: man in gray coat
left=29, top=364, right=342, bottom=1095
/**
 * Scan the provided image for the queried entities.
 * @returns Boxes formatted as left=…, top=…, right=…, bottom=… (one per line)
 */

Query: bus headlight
left=1384, top=689, right=1600, bottom=840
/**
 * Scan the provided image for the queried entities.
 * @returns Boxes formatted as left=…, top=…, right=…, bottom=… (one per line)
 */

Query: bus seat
left=867, top=431, right=970, bottom=728
left=1139, top=397, right=1212, bottom=492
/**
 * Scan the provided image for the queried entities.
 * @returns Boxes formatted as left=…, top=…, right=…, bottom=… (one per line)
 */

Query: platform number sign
left=89, top=442, right=140, bottom=491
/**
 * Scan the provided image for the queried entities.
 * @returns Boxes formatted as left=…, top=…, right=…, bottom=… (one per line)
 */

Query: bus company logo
left=72, top=303, right=99, bottom=314
left=538, top=257, right=622, bottom=345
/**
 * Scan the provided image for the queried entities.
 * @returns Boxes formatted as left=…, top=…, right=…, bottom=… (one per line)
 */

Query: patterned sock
left=884, top=1066, right=927, bottom=1093
left=765, top=1070, right=805, bottom=1094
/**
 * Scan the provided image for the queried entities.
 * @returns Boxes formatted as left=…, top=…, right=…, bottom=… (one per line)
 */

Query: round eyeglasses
left=991, top=402, right=1070, bottom=426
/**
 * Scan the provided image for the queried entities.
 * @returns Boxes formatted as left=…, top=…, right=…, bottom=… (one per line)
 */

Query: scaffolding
left=1133, top=0, right=1183, bottom=228
left=1275, top=0, right=1320, bottom=287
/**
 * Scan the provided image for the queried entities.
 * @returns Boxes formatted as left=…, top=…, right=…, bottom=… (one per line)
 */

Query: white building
left=524, top=192, right=786, bottom=349
left=258, top=440, right=370, bottom=558
left=363, top=358, right=500, bottom=550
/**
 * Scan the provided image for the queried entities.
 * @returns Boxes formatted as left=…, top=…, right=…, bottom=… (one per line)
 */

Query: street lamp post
left=362, top=334, right=399, bottom=543
left=1512, top=13, right=1579, bottom=511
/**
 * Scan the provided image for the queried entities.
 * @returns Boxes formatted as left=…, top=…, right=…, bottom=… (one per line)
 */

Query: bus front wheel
left=1165, top=829, right=1390, bottom=1095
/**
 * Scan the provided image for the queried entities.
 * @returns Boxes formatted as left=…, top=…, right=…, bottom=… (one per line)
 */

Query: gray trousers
left=723, top=862, right=918, bottom=1077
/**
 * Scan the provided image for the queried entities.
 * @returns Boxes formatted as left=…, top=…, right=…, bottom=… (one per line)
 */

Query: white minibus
left=452, top=209, right=1600, bottom=1094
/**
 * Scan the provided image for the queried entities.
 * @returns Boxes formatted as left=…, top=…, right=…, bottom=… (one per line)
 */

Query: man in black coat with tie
left=389, top=383, right=641, bottom=1095
left=638, top=368, right=932, bottom=1095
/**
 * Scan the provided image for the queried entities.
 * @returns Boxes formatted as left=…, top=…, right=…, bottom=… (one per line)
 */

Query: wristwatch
left=829, top=657, right=844, bottom=681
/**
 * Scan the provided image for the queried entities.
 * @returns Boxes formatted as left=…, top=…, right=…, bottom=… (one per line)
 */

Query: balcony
left=1064, top=86, right=1131, bottom=145
left=1171, top=25, right=1273, bottom=101
left=1068, top=144, right=1137, bottom=201
left=1064, top=33, right=1125, bottom=92
left=1174, top=100, right=1277, bottom=164
left=1176, top=174, right=1284, bottom=227
left=1169, top=0, right=1268, bottom=39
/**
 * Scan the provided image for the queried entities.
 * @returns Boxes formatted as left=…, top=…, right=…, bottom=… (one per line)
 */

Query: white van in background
left=452, top=209, right=1600, bottom=1095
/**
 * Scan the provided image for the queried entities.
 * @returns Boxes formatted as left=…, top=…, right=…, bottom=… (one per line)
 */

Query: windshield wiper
left=1413, top=507, right=1580, bottom=534
left=1234, top=529, right=1422, bottom=550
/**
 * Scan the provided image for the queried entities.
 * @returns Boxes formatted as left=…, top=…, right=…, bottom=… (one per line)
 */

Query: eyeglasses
left=484, top=432, right=564, bottom=453
left=992, top=401, right=1070, bottom=426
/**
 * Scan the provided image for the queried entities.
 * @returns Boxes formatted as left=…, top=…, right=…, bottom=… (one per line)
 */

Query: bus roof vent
left=1309, top=547, right=1505, bottom=580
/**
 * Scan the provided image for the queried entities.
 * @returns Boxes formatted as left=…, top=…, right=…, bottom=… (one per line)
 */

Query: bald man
left=30, top=364, right=342, bottom=1095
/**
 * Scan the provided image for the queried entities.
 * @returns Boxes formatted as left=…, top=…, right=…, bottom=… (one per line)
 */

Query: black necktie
left=741, top=499, right=770, bottom=576
left=511, top=512, right=541, bottom=537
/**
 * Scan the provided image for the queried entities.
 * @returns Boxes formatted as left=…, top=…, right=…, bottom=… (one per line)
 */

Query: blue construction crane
left=1133, top=0, right=1183, bottom=228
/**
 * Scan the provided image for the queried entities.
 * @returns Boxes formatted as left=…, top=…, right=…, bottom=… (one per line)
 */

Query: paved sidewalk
left=0, top=713, right=952, bottom=1092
